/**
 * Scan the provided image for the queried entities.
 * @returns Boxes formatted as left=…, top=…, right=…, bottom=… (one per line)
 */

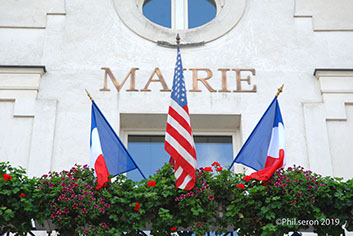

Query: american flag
left=165, top=47, right=197, bottom=190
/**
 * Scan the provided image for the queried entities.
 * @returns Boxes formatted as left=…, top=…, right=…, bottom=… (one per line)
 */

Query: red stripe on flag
left=265, top=156, right=278, bottom=168
left=175, top=170, right=188, bottom=187
left=166, top=123, right=196, bottom=157
left=168, top=106, right=192, bottom=135
left=183, top=105, right=189, bottom=115
left=169, top=156, right=175, bottom=167
left=165, top=141, right=196, bottom=180
left=250, top=149, right=284, bottom=181
left=94, top=154, right=110, bottom=190
left=174, top=160, right=180, bottom=172
left=175, top=167, right=195, bottom=191
left=184, top=178, right=195, bottom=190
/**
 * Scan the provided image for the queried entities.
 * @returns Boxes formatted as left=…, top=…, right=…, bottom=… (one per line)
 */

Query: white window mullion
left=171, top=0, right=176, bottom=29
left=172, top=0, right=189, bottom=30
left=184, top=0, right=188, bottom=29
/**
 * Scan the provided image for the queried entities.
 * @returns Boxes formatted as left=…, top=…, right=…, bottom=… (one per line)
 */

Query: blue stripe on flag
left=90, top=107, right=97, bottom=147
left=91, top=101, right=138, bottom=177
left=231, top=97, right=279, bottom=171
left=273, top=101, right=283, bottom=127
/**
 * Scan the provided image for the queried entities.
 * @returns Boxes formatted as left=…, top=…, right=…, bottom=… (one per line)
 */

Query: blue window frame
left=127, top=135, right=233, bottom=182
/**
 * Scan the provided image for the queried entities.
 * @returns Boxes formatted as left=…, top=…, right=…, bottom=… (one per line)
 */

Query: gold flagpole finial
left=275, top=84, right=284, bottom=97
left=85, top=89, right=94, bottom=102
left=176, top=34, right=180, bottom=46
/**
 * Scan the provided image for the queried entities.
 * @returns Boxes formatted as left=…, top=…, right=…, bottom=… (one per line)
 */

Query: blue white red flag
left=165, top=47, right=197, bottom=190
left=229, top=97, right=285, bottom=181
left=90, top=101, right=142, bottom=189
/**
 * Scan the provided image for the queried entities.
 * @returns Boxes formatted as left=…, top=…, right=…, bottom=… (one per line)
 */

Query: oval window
left=115, top=0, right=247, bottom=44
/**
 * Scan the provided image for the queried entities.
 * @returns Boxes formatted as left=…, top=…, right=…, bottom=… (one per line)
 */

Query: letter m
left=100, top=67, right=139, bottom=92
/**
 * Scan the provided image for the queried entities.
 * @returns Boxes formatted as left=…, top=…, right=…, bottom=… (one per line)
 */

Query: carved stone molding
left=0, top=0, right=66, bottom=29
left=0, top=66, right=57, bottom=177
left=295, top=0, right=353, bottom=31
left=303, top=69, right=353, bottom=179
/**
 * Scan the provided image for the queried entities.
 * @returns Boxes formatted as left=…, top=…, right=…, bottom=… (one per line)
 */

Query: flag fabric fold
left=165, top=47, right=197, bottom=191
left=229, top=97, right=285, bottom=181
left=90, top=101, right=139, bottom=189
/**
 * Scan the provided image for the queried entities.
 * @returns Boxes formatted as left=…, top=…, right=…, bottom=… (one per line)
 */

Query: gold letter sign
left=100, top=67, right=256, bottom=93
left=100, top=67, right=139, bottom=92
left=141, top=68, right=171, bottom=92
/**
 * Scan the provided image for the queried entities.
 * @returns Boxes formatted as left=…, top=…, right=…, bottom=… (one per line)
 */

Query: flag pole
left=176, top=33, right=180, bottom=46
left=85, top=89, right=94, bottom=102
left=85, top=89, right=146, bottom=180
left=275, top=84, right=284, bottom=97
left=167, top=34, right=182, bottom=168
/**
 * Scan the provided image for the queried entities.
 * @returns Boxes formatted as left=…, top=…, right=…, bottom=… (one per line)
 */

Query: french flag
left=229, top=97, right=285, bottom=181
left=90, top=101, right=141, bottom=190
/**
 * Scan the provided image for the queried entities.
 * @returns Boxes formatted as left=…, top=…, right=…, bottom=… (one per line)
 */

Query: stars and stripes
left=165, top=47, right=197, bottom=190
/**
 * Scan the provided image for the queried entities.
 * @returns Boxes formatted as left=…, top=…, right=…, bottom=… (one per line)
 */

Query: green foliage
left=0, top=162, right=352, bottom=235
left=0, top=162, right=37, bottom=235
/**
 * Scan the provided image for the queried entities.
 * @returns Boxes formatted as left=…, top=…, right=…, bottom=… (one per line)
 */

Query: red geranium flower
left=19, top=193, right=25, bottom=197
left=204, top=167, right=213, bottom=172
left=216, top=167, right=223, bottom=171
left=134, top=202, right=140, bottom=211
left=211, top=162, right=221, bottom=167
left=171, top=227, right=177, bottom=231
left=243, top=175, right=253, bottom=182
left=2, top=174, right=12, bottom=181
left=147, top=180, right=156, bottom=187
left=236, top=184, right=245, bottom=189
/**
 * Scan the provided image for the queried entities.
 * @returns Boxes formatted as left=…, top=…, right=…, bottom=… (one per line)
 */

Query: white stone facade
left=1, top=0, right=353, bottom=182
